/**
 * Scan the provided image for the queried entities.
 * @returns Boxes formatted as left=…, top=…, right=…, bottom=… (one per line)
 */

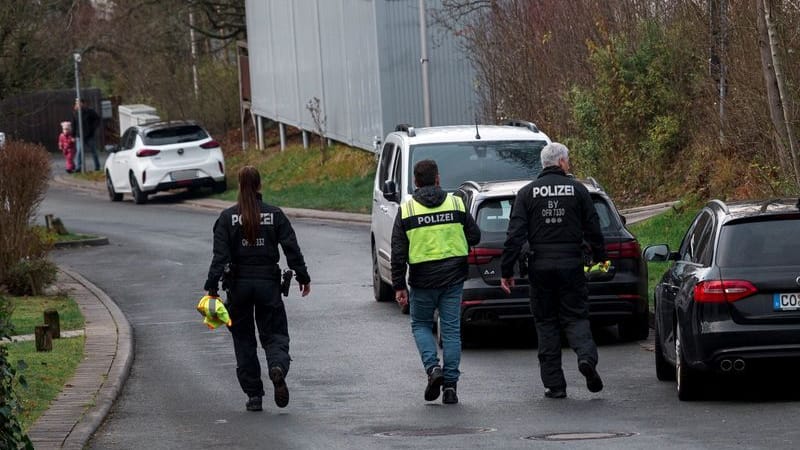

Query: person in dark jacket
left=391, top=159, right=481, bottom=404
left=500, top=142, right=608, bottom=399
left=205, top=165, right=311, bottom=411
left=71, top=99, right=101, bottom=172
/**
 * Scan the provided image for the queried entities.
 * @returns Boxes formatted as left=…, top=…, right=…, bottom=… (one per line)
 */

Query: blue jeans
left=77, top=136, right=100, bottom=171
left=409, top=283, right=463, bottom=383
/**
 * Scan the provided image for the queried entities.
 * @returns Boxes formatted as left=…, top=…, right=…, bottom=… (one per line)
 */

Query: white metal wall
left=245, top=0, right=477, bottom=151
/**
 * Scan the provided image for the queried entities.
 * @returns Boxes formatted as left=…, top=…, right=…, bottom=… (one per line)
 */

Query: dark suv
left=454, top=178, right=649, bottom=342
left=645, top=198, right=800, bottom=400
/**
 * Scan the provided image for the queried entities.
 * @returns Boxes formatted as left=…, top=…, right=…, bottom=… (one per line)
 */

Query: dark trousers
left=529, top=266, right=598, bottom=390
left=227, top=278, right=290, bottom=397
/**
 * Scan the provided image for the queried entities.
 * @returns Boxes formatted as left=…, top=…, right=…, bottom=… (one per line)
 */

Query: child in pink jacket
left=58, top=121, right=77, bottom=173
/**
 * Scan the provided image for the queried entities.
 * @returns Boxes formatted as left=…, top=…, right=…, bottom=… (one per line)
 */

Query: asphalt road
left=40, top=183, right=800, bottom=449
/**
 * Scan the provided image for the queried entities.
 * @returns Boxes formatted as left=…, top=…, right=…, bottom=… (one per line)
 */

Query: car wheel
left=618, top=313, right=649, bottom=341
left=372, top=244, right=393, bottom=302
left=212, top=179, right=227, bottom=194
left=654, top=320, right=675, bottom=381
left=106, top=172, right=122, bottom=202
left=675, top=323, right=701, bottom=400
left=130, top=173, right=148, bottom=205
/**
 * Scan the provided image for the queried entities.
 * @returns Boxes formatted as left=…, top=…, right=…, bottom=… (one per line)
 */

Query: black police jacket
left=391, top=185, right=481, bottom=290
left=204, top=197, right=310, bottom=291
left=500, top=166, right=607, bottom=277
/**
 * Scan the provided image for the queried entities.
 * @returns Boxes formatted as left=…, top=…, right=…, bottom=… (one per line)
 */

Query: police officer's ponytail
left=237, top=166, right=262, bottom=244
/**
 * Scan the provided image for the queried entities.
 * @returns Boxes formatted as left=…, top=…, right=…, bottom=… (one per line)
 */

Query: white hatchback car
left=104, top=121, right=226, bottom=204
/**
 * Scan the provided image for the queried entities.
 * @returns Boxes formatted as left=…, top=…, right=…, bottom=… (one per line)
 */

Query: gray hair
left=540, top=142, right=569, bottom=168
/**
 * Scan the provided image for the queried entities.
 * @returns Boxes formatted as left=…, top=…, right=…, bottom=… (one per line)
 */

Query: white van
left=370, top=121, right=551, bottom=310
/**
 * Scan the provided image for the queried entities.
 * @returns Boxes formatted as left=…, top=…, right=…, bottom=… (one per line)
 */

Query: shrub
left=0, top=141, right=51, bottom=283
left=0, top=295, right=33, bottom=449
left=4, top=258, right=58, bottom=296
left=568, top=21, right=702, bottom=204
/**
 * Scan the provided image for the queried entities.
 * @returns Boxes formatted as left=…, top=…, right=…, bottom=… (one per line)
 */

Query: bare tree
left=306, top=97, right=328, bottom=164
left=757, top=0, right=800, bottom=185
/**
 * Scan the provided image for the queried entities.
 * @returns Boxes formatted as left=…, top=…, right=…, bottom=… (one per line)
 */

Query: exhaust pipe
left=719, top=359, right=733, bottom=372
left=733, top=359, right=746, bottom=371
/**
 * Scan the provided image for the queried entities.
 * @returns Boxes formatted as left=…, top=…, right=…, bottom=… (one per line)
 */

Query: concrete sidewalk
left=26, top=267, right=133, bottom=450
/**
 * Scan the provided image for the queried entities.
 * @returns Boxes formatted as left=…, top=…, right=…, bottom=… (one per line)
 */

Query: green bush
left=0, top=296, right=33, bottom=449
left=4, top=258, right=58, bottom=296
left=568, top=21, right=701, bottom=204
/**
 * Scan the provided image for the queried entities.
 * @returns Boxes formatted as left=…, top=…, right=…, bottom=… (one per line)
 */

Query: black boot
left=269, top=366, right=290, bottom=408
left=245, top=396, right=262, bottom=411
left=578, top=360, right=603, bottom=393
left=442, top=382, right=458, bottom=404
left=424, top=366, right=444, bottom=401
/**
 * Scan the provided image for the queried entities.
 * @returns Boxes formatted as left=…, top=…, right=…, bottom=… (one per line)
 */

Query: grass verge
left=220, top=144, right=376, bottom=213
left=7, top=336, right=85, bottom=430
left=53, top=232, right=98, bottom=242
left=628, top=203, right=698, bottom=305
left=5, top=294, right=85, bottom=430
left=9, top=295, right=84, bottom=336
left=70, top=170, right=105, bottom=183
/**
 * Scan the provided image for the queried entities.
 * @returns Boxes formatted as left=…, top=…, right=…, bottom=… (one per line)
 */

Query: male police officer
left=392, top=159, right=481, bottom=404
left=500, top=143, right=607, bottom=399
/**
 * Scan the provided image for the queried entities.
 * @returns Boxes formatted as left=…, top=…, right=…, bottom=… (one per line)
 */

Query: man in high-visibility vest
left=391, top=159, right=481, bottom=404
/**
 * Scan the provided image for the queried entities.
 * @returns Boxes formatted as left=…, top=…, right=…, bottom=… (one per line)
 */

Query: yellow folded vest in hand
left=197, top=295, right=232, bottom=329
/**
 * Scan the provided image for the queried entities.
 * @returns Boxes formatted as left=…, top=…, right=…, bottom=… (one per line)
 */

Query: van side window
left=391, top=148, right=402, bottom=195
left=378, top=143, right=395, bottom=188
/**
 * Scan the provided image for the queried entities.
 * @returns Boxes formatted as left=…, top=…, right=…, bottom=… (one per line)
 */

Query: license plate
left=773, top=293, right=800, bottom=311
left=171, top=170, right=197, bottom=181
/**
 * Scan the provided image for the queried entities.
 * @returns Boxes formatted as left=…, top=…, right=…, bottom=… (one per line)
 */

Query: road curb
left=54, top=236, right=109, bottom=249
left=27, top=266, right=133, bottom=450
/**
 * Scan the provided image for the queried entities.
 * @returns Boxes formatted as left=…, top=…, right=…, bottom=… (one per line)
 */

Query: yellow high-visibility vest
left=401, top=194, right=468, bottom=264
left=197, top=295, right=232, bottom=329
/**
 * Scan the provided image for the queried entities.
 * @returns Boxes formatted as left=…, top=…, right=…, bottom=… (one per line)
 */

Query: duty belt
left=236, top=264, right=281, bottom=280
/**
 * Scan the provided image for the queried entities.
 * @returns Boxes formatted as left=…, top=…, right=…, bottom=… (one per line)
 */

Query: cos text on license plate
left=773, top=293, right=800, bottom=311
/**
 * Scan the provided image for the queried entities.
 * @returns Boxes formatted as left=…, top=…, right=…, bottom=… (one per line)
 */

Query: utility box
left=118, top=104, right=160, bottom=134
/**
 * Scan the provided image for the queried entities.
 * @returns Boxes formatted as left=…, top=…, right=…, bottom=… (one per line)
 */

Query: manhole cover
left=526, top=432, right=636, bottom=441
left=374, top=427, right=496, bottom=437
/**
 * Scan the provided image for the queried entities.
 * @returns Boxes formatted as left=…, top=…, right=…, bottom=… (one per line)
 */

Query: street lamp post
left=73, top=52, right=85, bottom=174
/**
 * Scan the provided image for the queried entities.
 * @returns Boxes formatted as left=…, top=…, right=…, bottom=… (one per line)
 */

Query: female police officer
left=205, top=165, right=311, bottom=411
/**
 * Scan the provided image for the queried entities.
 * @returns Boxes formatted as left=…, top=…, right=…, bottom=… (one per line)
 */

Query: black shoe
left=269, top=366, right=290, bottom=408
left=442, top=383, right=458, bottom=404
left=424, top=366, right=444, bottom=401
left=544, top=388, right=567, bottom=399
left=578, top=360, right=603, bottom=393
left=245, top=396, right=262, bottom=411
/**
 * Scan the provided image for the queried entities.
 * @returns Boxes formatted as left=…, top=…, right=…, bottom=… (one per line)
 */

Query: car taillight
left=136, top=149, right=160, bottom=157
left=467, top=247, right=502, bottom=265
left=606, top=240, right=641, bottom=259
left=694, top=280, right=757, bottom=303
left=200, top=140, right=220, bottom=149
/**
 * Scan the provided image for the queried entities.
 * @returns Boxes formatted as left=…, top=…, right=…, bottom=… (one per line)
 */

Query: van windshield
left=409, top=140, right=546, bottom=191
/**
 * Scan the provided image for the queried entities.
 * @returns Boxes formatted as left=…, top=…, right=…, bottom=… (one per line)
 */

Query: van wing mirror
left=382, top=180, right=399, bottom=203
